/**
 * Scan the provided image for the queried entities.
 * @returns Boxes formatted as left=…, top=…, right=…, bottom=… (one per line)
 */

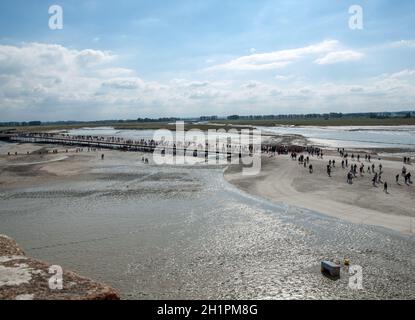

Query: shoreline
left=224, top=154, right=415, bottom=235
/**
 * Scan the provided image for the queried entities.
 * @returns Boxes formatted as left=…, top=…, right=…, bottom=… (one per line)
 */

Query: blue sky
left=1, top=0, right=415, bottom=121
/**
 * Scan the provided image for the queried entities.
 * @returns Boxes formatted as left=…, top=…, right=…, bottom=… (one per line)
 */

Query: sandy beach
left=1, top=141, right=415, bottom=299
left=2, top=141, right=414, bottom=236
left=225, top=152, right=415, bottom=235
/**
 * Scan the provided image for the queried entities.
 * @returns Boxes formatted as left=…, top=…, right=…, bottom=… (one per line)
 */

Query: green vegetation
left=1, top=111, right=414, bottom=133
left=0, top=121, right=252, bottom=133
left=212, top=117, right=415, bottom=127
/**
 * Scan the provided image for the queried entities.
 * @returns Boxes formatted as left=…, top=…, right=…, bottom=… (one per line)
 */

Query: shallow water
left=261, top=125, right=415, bottom=150
left=0, top=141, right=11, bottom=152
left=0, top=160, right=414, bottom=299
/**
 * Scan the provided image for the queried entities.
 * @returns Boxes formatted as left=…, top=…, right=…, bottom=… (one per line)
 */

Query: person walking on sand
left=384, top=182, right=388, bottom=193
left=347, top=171, right=353, bottom=184
left=396, top=174, right=400, bottom=184
left=309, top=164, right=313, bottom=174
left=101, top=154, right=104, bottom=160
left=327, top=165, right=331, bottom=177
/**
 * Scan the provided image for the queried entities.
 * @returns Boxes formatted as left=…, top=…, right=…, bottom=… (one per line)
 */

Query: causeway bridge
left=0, top=133, right=258, bottom=159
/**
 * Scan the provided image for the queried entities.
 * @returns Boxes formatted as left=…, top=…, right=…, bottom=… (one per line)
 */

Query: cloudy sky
left=0, top=0, right=415, bottom=121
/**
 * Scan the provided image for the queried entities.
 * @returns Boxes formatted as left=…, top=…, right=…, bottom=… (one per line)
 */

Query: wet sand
left=1, top=142, right=415, bottom=299
left=225, top=153, right=415, bottom=235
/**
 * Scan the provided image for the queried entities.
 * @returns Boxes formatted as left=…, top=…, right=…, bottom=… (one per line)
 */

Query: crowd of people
left=333, top=148, right=412, bottom=193
left=274, top=145, right=413, bottom=194
left=5, top=133, right=414, bottom=194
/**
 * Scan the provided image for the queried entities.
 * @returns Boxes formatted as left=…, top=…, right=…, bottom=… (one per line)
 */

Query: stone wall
left=0, top=235, right=120, bottom=300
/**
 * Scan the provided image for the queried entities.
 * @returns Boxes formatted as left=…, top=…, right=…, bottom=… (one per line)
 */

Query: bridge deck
left=6, top=134, right=255, bottom=157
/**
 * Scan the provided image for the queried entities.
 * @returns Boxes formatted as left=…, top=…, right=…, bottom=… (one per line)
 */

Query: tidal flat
left=0, top=143, right=414, bottom=299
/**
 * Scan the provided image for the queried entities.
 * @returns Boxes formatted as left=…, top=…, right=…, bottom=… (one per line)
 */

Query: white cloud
left=101, top=78, right=144, bottom=90
left=275, top=74, right=295, bottom=81
left=314, top=50, right=364, bottom=65
left=242, top=81, right=260, bottom=89
left=0, top=43, right=146, bottom=120
left=208, top=40, right=341, bottom=71
left=0, top=42, right=414, bottom=121
left=389, top=69, right=415, bottom=78
left=390, top=40, right=415, bottom=48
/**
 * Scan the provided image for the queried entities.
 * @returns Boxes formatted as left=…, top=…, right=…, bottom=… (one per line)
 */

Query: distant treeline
left=225, top=111, right=414, bottom=121
left=0, top=118, right=181, bottom=127
left=0, top=121, right=42, bottom=127
left=0, top=111, right=413, bottom=127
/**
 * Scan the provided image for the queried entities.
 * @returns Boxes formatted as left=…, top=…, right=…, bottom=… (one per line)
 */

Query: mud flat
left=0, top=142, right=414, bottom=299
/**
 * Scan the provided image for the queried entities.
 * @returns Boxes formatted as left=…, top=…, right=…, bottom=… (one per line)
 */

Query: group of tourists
left=336, top=149, right=415, bottom=193
left=398, top=166, right=412, bottom=185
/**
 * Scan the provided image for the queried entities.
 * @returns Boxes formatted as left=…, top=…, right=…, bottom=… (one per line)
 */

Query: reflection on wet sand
left=0, top=142, right=414, bottom=299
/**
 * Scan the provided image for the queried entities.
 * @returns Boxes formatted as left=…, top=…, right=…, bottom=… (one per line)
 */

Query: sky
left=0, top=0, right=415, bottom=121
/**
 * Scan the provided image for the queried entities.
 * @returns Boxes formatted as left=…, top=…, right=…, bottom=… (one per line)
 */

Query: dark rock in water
left=0, top=235, right=120, bottom=300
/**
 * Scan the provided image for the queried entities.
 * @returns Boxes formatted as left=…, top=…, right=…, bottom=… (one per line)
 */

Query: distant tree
left=28, top=121, right=41, bottom=126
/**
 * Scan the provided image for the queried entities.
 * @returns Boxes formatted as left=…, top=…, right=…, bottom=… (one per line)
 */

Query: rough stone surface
left=0, top=235, right=25, bottom=256
left=0, top=235, right=120, bottom=300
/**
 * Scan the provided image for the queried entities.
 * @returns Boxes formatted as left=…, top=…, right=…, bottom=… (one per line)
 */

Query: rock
left=0, top=235, right=120, bottom=300
left=0, top=235, right=25, bottom=256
